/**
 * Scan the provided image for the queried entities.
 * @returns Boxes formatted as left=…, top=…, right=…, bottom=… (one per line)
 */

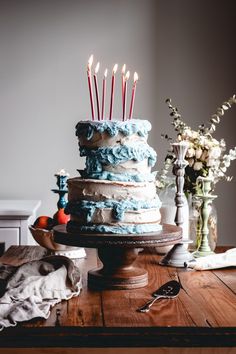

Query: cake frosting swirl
left=76, top=119, right=151, bottom=141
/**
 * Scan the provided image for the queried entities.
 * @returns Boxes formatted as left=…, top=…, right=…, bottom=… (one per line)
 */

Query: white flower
left=221, top=166, right=227, bottom=173
left=223, top=155, right=231, bottom=163
left=207, top=158, right=216, bottom=167
left=223, top=160, right=231, bottom=168
left=200, top=149, right=208, bottom=161
left=204, top=142, right=212, bottom=150
left=198, top=136, right=206, bottom=146
left=186, top=147, right=195, bottom=158
left=214, top=160, right=221, bottom=168
left=220, top=139, right=226, bottom=148
left=177, top=134, right=182, bottom=141
left=219, top=171, right=225, bottom=177
left=182, top=128, right=192, bottom=139
left=211, top=138, right=220, bottom=146
left=191, top=131, right=199, bottom=139
left=195, top=148, right=203, bottom=159
left=193, top=161, right=203, bottom=171
left=229, top=148, right=236, bottom=159
left=208, top=146, right=222, bottom=160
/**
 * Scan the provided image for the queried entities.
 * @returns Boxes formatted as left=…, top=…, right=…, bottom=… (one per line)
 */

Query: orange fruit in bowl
left=53, top=208, right=70, bottom=225
left=33, top=216, right=55, bottom=230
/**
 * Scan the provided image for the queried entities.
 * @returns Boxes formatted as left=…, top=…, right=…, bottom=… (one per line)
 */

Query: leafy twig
left=204, top=94, right=236, bottom=134
left=165, top=98, right=188, bottom=134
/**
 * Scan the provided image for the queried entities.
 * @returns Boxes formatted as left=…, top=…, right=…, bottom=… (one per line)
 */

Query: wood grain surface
left=0, top=245, right=235, bottom=348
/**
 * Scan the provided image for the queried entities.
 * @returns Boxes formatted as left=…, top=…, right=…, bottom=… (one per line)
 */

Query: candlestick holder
left=193, top=177, right=217, bottom=258
left=160, top=141, right=195, bottom=267
left=172, top=142, right=189, bottom=228
left=51, top=170, right=69, bottom=209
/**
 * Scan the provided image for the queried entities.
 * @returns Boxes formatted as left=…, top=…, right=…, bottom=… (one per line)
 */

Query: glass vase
left=188, top=194, right=217, bottom=252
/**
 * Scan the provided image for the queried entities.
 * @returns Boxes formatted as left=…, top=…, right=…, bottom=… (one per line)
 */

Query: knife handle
left=137, top=295, right=163, bottom=313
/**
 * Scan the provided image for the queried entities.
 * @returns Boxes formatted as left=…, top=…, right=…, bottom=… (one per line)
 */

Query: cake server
left=137, top=280, right=181, bottom=313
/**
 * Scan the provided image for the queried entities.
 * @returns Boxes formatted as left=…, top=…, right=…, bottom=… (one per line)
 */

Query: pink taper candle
left=109, top=64, right=118, bottom=120
left=129, top=72, right=138, bottom=119
left=87, top=55, right=95, bottom=120
left=94, top=62, right=100, bottom=120
left=122, top=71, right=130, bottom=121
left=121, top=64, right=126, bottom=105
left=102, top=69, right=108, bottom=120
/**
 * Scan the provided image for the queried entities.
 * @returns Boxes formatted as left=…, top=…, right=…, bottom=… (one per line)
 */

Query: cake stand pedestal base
left=89, top=247, right=147, bottom=289
left=53, top=224, right=182, bottom=290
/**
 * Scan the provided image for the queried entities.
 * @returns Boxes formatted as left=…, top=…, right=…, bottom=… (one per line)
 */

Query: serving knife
left=137, top=280, right=181, bottom=313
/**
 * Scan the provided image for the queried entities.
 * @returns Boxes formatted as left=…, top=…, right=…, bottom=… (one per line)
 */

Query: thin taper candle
left=109, top=64, right=118, bottom=120
left=121, top=64, right=126, bottom=105
left=102, top=69, right=108, bottom=120
left=94, top=62, right=100, bottom=120
left=129, top=72, right=138, bottom=119
left=123, top=71, right=130, bottom=121
left=87, top=55, right=95, bottom=120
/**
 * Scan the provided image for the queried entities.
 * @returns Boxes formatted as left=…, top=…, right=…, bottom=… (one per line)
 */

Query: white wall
left=0, top=0, right=235, bottom=245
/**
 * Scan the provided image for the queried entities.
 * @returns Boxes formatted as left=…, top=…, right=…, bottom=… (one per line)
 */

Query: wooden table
left=0, top=245, right=235, bottom=353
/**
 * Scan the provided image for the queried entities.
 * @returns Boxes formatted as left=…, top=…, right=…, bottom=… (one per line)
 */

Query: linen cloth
left=186, top=248, right=236, bottom=270
left=0, top=255, right=81, bottom=330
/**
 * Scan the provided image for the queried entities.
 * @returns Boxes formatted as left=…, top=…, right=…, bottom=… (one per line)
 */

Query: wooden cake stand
left=53, top=224, right=182, bottom=290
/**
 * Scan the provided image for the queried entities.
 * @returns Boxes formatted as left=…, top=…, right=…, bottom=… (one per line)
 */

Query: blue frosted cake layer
left=67, top=221, right=162, bottom=234
left=65, top=198, right=161, bottom=223
left=80, top=143, right=156, bottom=174
left=76, top=119, right=152, bottom=140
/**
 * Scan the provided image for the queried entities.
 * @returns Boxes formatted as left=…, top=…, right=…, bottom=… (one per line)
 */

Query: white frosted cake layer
left=103, top=159, right=151, bottom=175
left=67, top=178, right=157, bottom=202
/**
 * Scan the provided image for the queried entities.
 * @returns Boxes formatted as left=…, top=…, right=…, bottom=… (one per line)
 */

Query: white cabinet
left=0, top=227, right=19, bottom=251
left=0, top=200, right=41, bottom=251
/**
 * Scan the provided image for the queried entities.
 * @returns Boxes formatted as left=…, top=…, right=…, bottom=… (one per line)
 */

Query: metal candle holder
left=193, top=176, right=217, bottom=258
left=51, top=169, right=69, bottom=209
left=172, top=142, right=189, bottom=228
left=160, top=141, right=195, bottom=267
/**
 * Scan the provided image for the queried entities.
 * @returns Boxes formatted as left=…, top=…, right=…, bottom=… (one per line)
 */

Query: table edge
left=0, top=326, right=236, bottom=348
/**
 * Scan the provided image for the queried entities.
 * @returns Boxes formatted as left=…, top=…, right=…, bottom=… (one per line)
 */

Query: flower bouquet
left=157, top=94, right=236, bottom=250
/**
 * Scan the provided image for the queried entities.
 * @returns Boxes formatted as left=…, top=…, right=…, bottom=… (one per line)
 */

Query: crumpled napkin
left=0, top=255, right=81, bottom=330
left=186, top=248, right=236, bottom=270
